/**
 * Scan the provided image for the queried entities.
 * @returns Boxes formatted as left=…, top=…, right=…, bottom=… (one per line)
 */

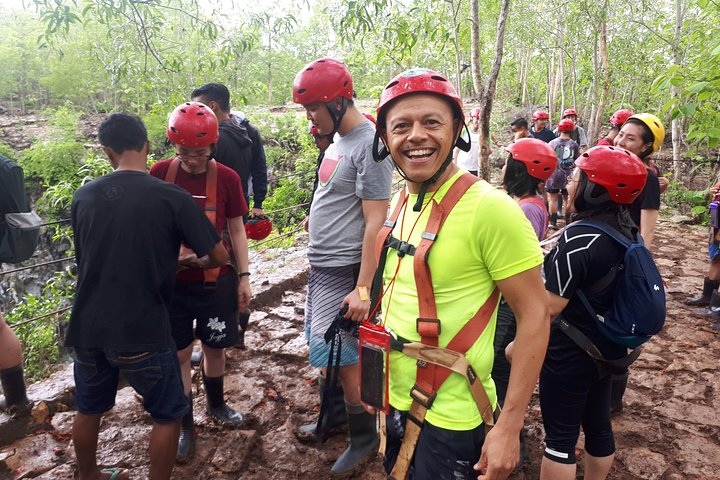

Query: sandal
left=100, top=468, right=130, bottom=480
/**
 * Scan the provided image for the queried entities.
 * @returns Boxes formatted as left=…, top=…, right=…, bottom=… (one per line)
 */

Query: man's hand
left=474, top=424, right=520, bottom=480
left=341, top=287, right=370, bottom=322
left=237, top=276, right=252, bottom=311
left=251, top=207, right=264, bottom=218
left=658, top=176, right=669, bottom=194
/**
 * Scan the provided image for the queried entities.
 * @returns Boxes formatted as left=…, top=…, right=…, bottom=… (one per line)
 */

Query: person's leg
left=148, top=420, right=181, bottom=480
left=73, top=412, right=104, bottom=480
left=177, top=345, right=193, bottom=395
left=582, top=372, right=615, bottom=480
left=411, top=421, right=484, bottom=480
left=0, top=315, right=29, bottom=412
left=202, top=345, right=244, bottom=424
left=688, top=244, right=720, bottom=306
left=71, top=348, right=119, bottom=480
left=548, top=192, right=559, bottom=228
left=540, top=457, right=576, bottom=480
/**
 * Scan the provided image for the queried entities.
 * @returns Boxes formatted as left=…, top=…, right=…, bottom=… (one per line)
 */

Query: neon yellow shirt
left=381, top=170, right=543, bottom=430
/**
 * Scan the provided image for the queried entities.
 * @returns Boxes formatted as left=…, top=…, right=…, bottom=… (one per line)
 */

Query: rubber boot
left=235, top=310, right=251, bottom=350
left=203, top=372, right=245, bottom=425
left=298, top=374, right=347, bottom=442
left=190, top=341, right=203, bottom=366
left=0, top=364, right=31, bottom=416
left=176, top=395, right=195, bottom=464
left=610, top=371, right=628, bottom=417
left=549, top=213, right=558, bottom=230
left=685, top=278, right=720, bottom=306
left=330, top=403, right=379, bottom=477
left=695, top=291, right=720, bottom=321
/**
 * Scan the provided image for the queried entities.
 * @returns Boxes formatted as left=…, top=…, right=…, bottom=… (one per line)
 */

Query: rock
left=669, top=215, right=694, bottom=224
left=31, top=401, right=50, bottom=424
left=50, top=411, right=75, bottom=437
left=617, top=447, right=668, bottom=479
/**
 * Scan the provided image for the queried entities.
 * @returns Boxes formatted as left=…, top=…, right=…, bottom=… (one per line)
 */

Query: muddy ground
left=0, top=217, right=719, bottom=480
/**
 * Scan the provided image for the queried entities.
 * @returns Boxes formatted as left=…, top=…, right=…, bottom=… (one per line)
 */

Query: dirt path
left=1, top=218, right=719, bottom=480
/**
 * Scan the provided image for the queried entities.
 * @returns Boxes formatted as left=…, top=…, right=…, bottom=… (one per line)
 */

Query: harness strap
left=166, top=158, right=222, bottom=285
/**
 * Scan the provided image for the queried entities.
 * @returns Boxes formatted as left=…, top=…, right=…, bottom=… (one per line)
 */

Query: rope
left=0, top=256, right=75, bottom=277
left=38, top=218, right=71, bottom=227
left=8, top=306, right=72, bottom=329
left=263, top=202, right=310, bottom=215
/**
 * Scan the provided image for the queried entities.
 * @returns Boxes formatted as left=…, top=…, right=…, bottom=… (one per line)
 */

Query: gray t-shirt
left=308, top=120, right=394, bottom=267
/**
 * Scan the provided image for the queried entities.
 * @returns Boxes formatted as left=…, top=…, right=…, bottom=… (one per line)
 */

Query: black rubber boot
left=330, top=403, right=379, bottom=477
left=190, top=342, right=203, bottom=366
left=298, top=374, right=347, bottom=442
left=236, top=310, right=251, bottom=350
left=203, top=373, right=245, bottom=426
left=549, top=212, right=558, bottom=229
left=0, top=364, right=31, bottom=416
left=685, top=278, right=720, bottom=306
left=610, top=371, right=629, bottom=417
left=176, top=395, right=195, bottom=464
left=695, top=291, right=720, bottom=320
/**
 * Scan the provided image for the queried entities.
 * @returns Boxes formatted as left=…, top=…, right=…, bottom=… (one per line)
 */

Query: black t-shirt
left=216, top=120, right=254, bottom=205
left=530, top=127, right=556, bottom=143
left=66, top=171, right=221, bottom=351
left=628, top=168, right=661, bottom=227
left=543, top=223, right=629, bottom=361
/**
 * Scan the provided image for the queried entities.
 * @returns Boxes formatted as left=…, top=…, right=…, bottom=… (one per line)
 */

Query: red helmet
left=470, top=107, right=481, bottom=119
left=376, top=68, right=464, bottom=125
left=245, top=217, right=272, bottom=241
left=363, top=113, right=377, bottom=125
left=167, top=102, right=219, bottom=147
left=292, top=58, right=354, bottom=105
left=575, top=146, right=648, bottom=204
left=609, top=109, right=634, bottom=127
left=532, top=110, right=549, bottom=121
left=505, top=138, right=557, bottom=182
left=558, top=118, right=575, bottom=132
left=562, top=108, right=578, bottom=118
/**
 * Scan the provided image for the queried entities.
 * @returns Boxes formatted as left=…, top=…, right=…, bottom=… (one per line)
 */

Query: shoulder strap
left=556, top=317, right=641, bottom=370
left=573, top=220, right=633, bottom=248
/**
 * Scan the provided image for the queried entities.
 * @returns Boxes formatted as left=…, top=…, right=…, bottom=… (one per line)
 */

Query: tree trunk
left=671, top=0, right=687, bottom=180
left=590, top=5, right=611, bottom=145
left=448, top=0, right=463, bottom=97
left=521, top=50, right=531, bottom=105
left=267, top=34, right=273, bottom=104
left=470, top=0, right=483, bottom=97
left=478, top=0, right=511, bottom=181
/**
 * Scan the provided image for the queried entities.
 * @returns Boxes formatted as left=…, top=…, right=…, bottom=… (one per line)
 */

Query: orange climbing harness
left=165, top=157, right=221, bottom=286
left=372, top=173, right=499, bottom=480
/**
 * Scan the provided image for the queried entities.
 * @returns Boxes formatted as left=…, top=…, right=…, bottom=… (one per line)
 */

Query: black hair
left=98, top=113, right=148, bottom=154
left=571, top=170, right=621, bottom=219
left=510, top=117, right=528, bottom=130
left=191, top=83, right=231, bottom=113
left=503, top=156, right=542, bottom=198
left=624, top=118, right=654, bottom=160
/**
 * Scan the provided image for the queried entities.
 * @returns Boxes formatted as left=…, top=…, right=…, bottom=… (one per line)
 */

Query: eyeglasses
left=175, top=152, right=211, bottom=161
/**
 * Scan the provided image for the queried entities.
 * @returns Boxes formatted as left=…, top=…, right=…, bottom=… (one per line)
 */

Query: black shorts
left=383, top=408, right=486, bottom=480
left=170, top=272, right=239, bottom=350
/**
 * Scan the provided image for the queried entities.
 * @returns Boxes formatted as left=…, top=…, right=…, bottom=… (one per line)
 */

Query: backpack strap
left=556, top=317, right=642, bottom=372
left=165, top=158, right=222, bottom=286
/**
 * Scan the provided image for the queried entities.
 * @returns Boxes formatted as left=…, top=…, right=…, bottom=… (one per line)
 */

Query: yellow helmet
left=627, top=113, right=665, bottom=155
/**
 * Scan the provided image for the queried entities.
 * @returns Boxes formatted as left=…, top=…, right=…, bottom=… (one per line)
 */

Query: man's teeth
left=407, top=149, right=433, bottom=158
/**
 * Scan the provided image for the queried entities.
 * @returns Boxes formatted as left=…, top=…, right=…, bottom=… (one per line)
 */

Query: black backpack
left=0, top=155, right=41, bottom=264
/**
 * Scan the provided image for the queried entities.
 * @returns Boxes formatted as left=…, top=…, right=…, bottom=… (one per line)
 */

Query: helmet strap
left=583, top=182, right=610, bottom=205
left=325, top=97, right=349, bottom=137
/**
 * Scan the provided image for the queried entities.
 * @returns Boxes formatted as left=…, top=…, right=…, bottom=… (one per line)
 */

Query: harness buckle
left=397, top=241, right=411, bottom=257
left=416, top=317, right=441, bottom=337
left=410, top=384, right=436, bottom=409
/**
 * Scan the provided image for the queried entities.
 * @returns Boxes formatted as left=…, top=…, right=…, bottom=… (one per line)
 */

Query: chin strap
left=324, top=98, right=349, bottom=138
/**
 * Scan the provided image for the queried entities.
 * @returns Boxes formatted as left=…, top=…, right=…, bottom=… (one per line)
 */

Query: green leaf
left=687, top=81, right=709, bottom=93
left=692, top=205, right=707, bottom=216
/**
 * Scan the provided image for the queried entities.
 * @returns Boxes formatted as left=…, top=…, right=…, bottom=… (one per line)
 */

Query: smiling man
left=292, top=58, right=394, bottom=476
left=372, top=69, right=549, bottom=480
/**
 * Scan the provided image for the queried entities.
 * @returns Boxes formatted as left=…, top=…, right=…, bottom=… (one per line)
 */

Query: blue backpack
left=574, top=220, right=666, bottom=349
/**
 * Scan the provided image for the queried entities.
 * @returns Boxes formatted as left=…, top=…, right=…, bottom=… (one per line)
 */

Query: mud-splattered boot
left=0, top=364, right=31, bottom=416
left=176, top=395, right=195, bottom=464
left=685, top=278, right=720, bottom=306
left=330, top=403, right=379, bottom=477
left=203, top=373, right=245, bottom=426
left=235, top=310, right=251, bottom=350
left=610, top=371, right=629, bottom=417
left=695, top=291, right=720, bottom=321
left=298, top=374, right=347, bottom=442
